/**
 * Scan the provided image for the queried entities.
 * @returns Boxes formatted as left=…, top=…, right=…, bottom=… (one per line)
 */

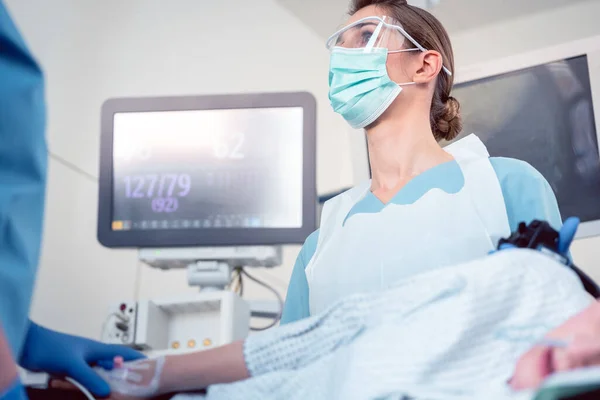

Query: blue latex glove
left=558, top=217, right=580, bottom=256
left=0, top=379, right=27, bottom=400
left=495, top=217, right=581, bottom=255
left=497, top=243, right=517, bottom=251
left=19, top=322, right=145, bottom=398
left=0, top=378, right=27, bottom=400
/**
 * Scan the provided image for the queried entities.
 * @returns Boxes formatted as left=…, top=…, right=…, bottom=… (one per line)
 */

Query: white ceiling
left=277, top=0, right=589, bottom=40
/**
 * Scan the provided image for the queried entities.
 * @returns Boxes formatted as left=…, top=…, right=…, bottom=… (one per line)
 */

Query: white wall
left=10, top=0, right=600, bottom=338
left=5, top=0, right=351, bottom=338
left=450, top=0, right=600, bottom=68
left=448, top=0, right=600, bottom=281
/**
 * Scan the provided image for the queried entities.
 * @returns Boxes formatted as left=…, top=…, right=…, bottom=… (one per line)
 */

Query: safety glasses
left=326, top=16, right=452, bottom=76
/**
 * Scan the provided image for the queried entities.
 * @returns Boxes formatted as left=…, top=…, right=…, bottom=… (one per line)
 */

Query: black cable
left=570, top=263, right=600, bottom=299
left=231, top=267, right=244, bottom=296
left=238, top=268, right=244, bottom=297
left=48, top=151, right=98, bottom=183
left=240, top=268, right=283, bottom=331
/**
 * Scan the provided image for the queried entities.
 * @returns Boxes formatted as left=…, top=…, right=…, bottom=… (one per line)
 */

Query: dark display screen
left=111, top=107, right=304, bottom=231
left=451, top=55, right=600, bottom=223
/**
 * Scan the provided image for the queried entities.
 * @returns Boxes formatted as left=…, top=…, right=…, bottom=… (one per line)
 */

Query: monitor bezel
left=452, top=35, right=600, bottom=239
left=98, top=92, right=317, bottom=248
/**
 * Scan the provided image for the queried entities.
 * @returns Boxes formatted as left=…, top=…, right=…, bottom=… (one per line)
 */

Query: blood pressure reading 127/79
left=111, top=108, right=304, bottom=231
left=123, top=174, right=191, bottom=213
left=119, top=131, right=244, bottom=213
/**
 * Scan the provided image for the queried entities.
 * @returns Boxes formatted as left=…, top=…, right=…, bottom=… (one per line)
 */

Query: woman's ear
left=413, top=50, right=443, bottom=84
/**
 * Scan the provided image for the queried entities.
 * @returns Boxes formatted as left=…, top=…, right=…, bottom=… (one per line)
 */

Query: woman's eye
left=360, top=31, right=373, bottom=45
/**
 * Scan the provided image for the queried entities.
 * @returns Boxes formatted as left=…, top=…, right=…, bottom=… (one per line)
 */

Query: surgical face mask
left=326, top=16, right=452, bottom=129
left=328, top=47, right=416, bottom=129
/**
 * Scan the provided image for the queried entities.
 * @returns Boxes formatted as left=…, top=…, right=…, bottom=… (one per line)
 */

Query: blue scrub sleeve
left=0, top=2, right=48, bottom=359
left=280, top=230, right=319, bottom=325
left=0, top=380, right=27, bottom=400
left=491, top=158, right=563, bottom=232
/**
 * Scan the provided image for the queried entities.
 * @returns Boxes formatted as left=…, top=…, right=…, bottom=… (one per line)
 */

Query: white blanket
left=175, top=249, right=593, bottom=400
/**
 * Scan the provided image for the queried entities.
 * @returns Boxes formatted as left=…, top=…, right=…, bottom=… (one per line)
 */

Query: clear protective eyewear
left=326, top=16, right=452, bottom=76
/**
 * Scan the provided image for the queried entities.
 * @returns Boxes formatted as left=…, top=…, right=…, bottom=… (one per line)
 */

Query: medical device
left=497, top=218, right=600, bottom=298
left=95, top=357, right=164, bottom=398
left=97, top=92, right=317, bottom=354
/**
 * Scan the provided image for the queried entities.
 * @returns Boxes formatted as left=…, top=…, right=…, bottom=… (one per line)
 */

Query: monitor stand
left=138, top=246, right=282, bottom=289
left=101, top=246, right=283, bottom=355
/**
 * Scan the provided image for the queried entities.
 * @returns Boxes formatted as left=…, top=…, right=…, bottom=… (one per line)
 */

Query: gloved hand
left=496, top=217, right=581, bottom=255
left=557, top=217, right=580, bottom=256
left=19, top=322, right=145, bottom=398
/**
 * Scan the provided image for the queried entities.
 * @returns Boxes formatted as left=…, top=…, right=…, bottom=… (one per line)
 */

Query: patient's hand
left=510, top=301, right=600, bottom=390
left=510, top=336, right=600, bottom=390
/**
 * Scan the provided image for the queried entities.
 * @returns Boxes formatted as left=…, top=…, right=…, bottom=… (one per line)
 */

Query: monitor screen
left=98, top=92, right=317, bottom=248
left=112, top=108, right=303, bottom=231
left=449, top=55, right=600, bottom=224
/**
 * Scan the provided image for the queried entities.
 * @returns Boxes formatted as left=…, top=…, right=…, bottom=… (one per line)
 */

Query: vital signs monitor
left=97, top=92, right=317, bottom=248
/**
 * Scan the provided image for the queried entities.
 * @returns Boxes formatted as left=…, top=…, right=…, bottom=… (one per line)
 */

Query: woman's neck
left=367, top=117, right=453, bottom=193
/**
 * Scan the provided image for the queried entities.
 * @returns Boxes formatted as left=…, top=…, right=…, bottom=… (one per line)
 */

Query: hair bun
left=434, top=96, right=462, bottom=141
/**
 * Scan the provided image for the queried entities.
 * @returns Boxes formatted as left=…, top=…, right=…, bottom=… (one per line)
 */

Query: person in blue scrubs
left=0, top=3, right=142, bottom=399
left=281, top=0, right=564, bottom=324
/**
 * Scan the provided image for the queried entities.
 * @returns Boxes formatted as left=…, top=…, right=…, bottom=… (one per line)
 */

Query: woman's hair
left=349, top=0, right=462, bottom=141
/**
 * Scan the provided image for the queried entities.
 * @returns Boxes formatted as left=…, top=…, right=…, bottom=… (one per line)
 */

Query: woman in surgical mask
left=280, top=0, right=564, bottom=323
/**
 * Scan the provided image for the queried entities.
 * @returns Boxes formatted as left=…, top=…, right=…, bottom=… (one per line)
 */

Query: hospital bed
left=23, top=219, right=600, bottom=400
left=21, top=380, right=600, bottom=400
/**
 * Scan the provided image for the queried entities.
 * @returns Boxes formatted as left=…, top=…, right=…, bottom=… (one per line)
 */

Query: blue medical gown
left=281, top=158, right=563, bottom=324
left=0, top=1, right=47, bottom=358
